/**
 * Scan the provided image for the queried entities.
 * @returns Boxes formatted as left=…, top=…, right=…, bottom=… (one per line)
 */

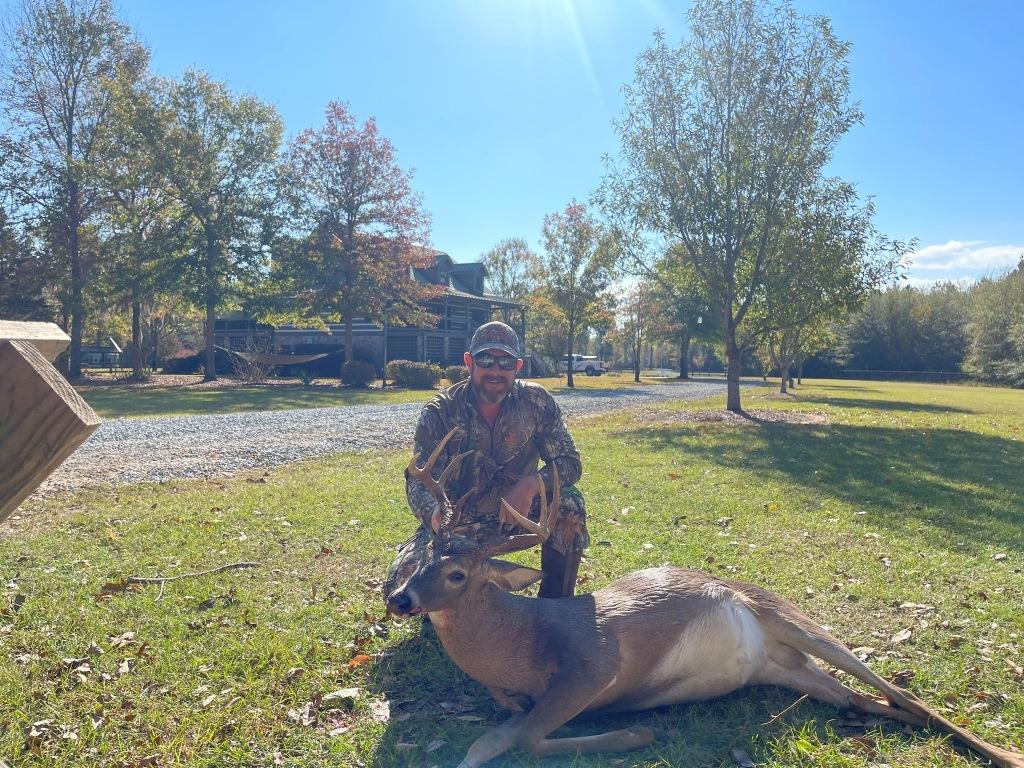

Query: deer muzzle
left=386, top=587, right=424, bottom=617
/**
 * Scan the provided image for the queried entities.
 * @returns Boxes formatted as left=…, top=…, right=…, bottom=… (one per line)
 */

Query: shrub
left=386, top=359, right=443, bottom=389
left=341, top=360, right=376, bottom=388
left=444, top=364, right=469, bottom=384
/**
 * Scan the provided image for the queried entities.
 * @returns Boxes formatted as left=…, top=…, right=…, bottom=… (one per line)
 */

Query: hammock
left=229, top=350, right=331, bottom=366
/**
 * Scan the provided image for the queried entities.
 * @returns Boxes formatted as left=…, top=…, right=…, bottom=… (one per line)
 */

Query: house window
left=425, top=335, right=444, bottom=362
left=389, top=335, right=417, bottom=360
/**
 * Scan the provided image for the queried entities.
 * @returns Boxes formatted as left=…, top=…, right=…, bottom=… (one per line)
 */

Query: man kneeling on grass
left=384, top=321, right=589, bottom=606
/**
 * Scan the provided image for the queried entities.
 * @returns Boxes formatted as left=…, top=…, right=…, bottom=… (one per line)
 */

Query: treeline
left=813, top=266, right=1024, bottom=386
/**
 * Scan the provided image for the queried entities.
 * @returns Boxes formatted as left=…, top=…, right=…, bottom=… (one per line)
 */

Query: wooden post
left=0, top=322, right=101, bottom=523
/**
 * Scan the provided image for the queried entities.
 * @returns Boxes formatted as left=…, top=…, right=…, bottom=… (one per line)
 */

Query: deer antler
left=481, top=465, right=561, bottom=558
left=407, top=427, right=474, bottom=531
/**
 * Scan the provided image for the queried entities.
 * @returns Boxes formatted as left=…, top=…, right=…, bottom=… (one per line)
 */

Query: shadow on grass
left=617, top=421, right=1024, bottom=554
left=791, top=396, right=977, bottom=414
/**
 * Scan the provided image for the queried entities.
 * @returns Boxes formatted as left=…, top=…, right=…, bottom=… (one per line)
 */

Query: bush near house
left=444, top=364, right=469, bottom=384
left=340, top=361, right=376, bottom=388
left=386, top=359, right=443, bottom=389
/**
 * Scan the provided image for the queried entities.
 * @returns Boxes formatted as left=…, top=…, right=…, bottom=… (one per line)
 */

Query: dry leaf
left=347, top=654, right=372, bottom=669
left=368, top=699, right=390, bottom=723
left=890, top=628, right=913, bottom=645
left=425, top=739, right=446, bottom=753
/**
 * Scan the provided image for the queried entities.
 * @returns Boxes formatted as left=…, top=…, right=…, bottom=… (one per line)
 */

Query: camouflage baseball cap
left=468, top=321, right=520, bottom=357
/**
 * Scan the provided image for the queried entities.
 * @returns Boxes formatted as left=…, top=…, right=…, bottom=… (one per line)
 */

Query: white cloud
left=906, top=240, right=1024, bottom=273
left=900, top=275, right=979, bottom=290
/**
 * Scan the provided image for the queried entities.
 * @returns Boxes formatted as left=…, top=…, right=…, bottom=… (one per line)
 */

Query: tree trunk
left=633, top=333, right=641, bottom=383
left=344, top=315, right=355, bottom=375
left=131, top=299, right=143, bottom=380
left=725, top=334, right=743, bottom=413
left=566, top=320, right=575, bottom=389
left=204, top=231, right=217, bottom=382
left=797, top=358, right=804, bottom=384
left=678, top=329, right=691, bottom=379
left=779, top=363, right=790, bottom=394
left=68, top=180, right=83, bottom=379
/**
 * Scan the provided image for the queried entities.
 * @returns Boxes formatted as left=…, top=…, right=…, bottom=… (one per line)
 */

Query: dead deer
left=387, top=428, right=1024, bottom=768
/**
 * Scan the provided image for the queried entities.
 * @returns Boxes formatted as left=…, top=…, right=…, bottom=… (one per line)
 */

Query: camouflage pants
left=383, top=485, right=589, bottom=601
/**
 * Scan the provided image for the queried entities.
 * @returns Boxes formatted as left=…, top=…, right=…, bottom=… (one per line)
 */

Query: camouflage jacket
left=405, top=379, right=582, bottom=527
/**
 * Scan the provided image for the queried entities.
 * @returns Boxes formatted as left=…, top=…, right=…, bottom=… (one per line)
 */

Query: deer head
left=387, top=427, right=560, bottom=617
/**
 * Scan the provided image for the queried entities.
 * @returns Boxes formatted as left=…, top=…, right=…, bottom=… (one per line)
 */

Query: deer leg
left=457, top=712, right=525, bottom=768
left=511, top=671, right=653, bottom=758
left=755, top=653, right=928, bottom=727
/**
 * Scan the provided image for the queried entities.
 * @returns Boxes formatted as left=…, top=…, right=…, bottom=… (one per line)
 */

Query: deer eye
left=448, top=571, right=466, bottom=583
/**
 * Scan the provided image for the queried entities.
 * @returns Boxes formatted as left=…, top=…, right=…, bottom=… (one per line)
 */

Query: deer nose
left=387, top=590, right=412, bottom=616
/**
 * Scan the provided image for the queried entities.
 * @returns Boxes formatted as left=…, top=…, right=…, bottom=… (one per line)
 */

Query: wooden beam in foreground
left=0, top=340, right=101, bottom=523
left=0, top=320, right=70, bottom=363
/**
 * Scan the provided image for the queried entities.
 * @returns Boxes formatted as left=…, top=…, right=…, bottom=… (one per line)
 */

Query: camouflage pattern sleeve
left=534, top=390, right=582, bottom=489
left=404, top=405, right=446, bottom=527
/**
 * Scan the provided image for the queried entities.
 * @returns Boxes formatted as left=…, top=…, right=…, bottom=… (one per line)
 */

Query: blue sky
left=25, top=0, right=1024, bottom=286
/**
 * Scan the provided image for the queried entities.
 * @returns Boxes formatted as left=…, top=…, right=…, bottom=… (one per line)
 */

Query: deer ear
left=483, top=559, right=544, bottom=592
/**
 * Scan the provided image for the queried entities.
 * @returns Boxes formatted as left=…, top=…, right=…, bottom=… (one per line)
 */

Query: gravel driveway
left=38, top=380, right=737, bottom=495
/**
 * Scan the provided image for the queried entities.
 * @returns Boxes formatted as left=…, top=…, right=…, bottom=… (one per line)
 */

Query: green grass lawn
left=76, top=370, right=683, bottom=420
left=2, top=379, right=1022, bottom=767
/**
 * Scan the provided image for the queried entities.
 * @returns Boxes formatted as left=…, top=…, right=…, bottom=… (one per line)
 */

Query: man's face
left=465, top=348, right=521, bottom=404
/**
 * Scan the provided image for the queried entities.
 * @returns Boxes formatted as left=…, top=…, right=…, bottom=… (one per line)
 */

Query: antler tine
left=495, top=464, right=561, bottom=541
left=406, top=427, right=461, bottom=507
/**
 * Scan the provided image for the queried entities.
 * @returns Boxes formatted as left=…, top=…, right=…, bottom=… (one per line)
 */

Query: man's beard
left=473, top=375, right=512, bottom=404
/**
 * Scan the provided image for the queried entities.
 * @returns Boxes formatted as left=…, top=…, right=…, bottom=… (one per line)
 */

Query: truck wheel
left=585, top=366, right=596, bottom=376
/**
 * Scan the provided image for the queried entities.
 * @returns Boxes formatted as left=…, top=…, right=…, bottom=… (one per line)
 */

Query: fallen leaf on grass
left=730, top=747, right=755, bottom=767
left=993, top=553, right=1007, bottom=561
left=285, top=667, right=305, bottom=682
left=890, top=628, right=913, bottom=645
left=368, top=699, right=390, bottom=724
left=425, top=739, right=446, bottom=753
left=287, top=701, right=318, bottom=727
left=394, top=743, right=417, bottom=752
left=851, top=646, right=875, bottom=660
left=109, top=632, right=136, bottom=649
left=347, top=654, right=372, bottom=670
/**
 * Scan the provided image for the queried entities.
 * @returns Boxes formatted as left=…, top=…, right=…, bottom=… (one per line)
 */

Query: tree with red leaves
left=278, top=101, right=436, bottom=370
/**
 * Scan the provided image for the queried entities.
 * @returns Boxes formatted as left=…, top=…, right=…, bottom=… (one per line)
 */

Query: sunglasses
left=473, top=352, right=518, bottom=371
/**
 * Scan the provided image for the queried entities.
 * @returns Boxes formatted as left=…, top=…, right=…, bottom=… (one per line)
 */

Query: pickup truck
left=561, top=354, right=610, bottom=376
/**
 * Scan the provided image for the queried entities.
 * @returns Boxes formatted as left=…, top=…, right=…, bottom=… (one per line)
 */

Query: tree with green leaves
left=540, top=201, right=618, bottom=388
left=94, top=77, right=188, bottom=378
left=0, top=0, right=148, bottom=375
left=965, top=259, right=1024, bottom=386
left=481, top=237, right=540, bottom=321
left=0, top=203, right=54, bottom=320
left=602, top=0, right=867, bottom=411
left=137, top=69, right=282, bottom=381
left=275, top=101, right=435, bottom=370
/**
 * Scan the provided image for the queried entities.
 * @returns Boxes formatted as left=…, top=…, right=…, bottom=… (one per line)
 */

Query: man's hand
left=499, top=473, right=543, bottom=529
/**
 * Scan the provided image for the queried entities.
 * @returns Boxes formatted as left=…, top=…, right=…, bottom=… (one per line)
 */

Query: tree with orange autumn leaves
left=275, top=101, right=438, bottom=367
